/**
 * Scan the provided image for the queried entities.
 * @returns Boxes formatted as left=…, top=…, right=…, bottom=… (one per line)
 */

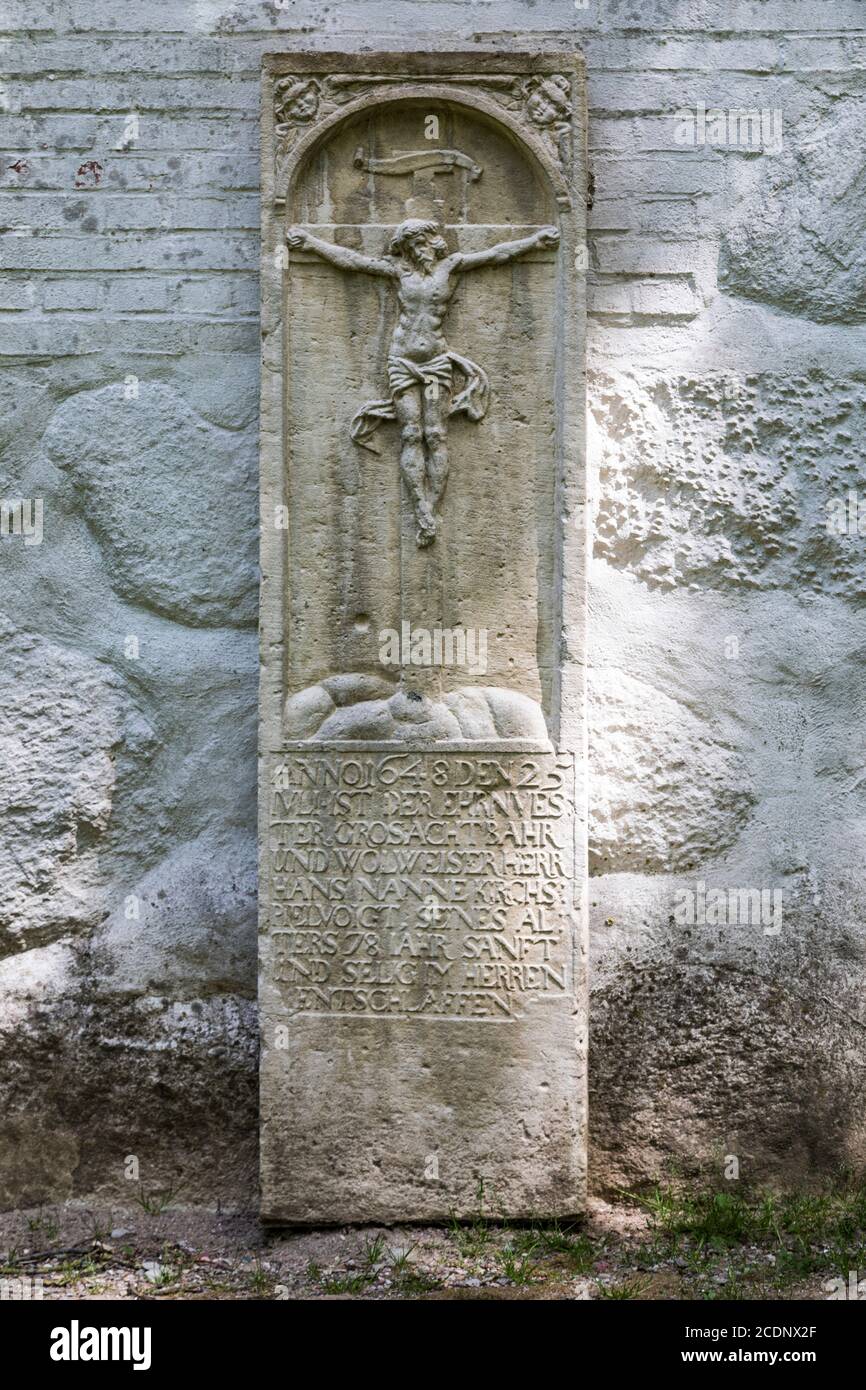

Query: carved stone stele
left=260, top=49, right=588, bottom=1224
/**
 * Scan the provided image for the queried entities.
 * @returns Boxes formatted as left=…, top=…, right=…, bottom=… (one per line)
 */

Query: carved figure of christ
left=286, top=217, right=560, bottom=546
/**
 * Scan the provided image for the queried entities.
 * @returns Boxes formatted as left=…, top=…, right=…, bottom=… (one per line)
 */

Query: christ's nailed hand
left=536, top=226, right=560, bottom=249
left=286, top=226, right=308, bottom=249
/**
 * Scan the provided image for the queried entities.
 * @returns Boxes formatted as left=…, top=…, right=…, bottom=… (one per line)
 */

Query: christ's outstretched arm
left=455, top=225, right=559, bottom=272
left=286, top=225, right=397, bottom=278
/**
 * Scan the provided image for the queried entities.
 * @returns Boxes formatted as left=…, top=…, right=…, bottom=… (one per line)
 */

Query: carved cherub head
left=274, top=76, right=321, bottom=130
left=389, top=219, right=449, bottom=271
left=523, top=74, right=572, bottom=129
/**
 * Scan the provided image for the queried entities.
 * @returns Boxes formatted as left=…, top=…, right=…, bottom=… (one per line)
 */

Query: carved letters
left=268, top=750, right=575, bottom=1020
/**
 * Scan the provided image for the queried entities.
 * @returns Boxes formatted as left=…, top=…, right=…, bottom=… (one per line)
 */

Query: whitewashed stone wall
left=1, top=0, right=865, bottom=1207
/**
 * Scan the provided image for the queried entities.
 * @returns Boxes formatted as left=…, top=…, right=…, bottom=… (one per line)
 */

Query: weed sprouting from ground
left=619, top=1179, right=866, bottom=1297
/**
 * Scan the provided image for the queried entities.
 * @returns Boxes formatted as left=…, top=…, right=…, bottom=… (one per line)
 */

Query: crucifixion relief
left=286, top=216, right=560, bottom=545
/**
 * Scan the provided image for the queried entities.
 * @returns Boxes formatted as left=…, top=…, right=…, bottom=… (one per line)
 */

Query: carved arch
left=276, top=84, right=572, bottom=216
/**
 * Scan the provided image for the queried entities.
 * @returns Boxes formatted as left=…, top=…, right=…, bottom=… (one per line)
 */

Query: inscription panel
left=267, top=748, right=575, bottom=1022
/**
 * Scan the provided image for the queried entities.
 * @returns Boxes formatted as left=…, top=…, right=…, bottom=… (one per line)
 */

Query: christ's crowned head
left=389, top=219, right=448, bottom=272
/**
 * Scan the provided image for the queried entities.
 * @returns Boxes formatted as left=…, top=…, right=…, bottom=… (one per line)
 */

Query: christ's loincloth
left=350, top=351, right=490, bottom=452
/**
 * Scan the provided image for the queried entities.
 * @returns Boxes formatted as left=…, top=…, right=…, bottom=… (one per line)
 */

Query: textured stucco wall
left=2, top=0, right=865, bottom=1209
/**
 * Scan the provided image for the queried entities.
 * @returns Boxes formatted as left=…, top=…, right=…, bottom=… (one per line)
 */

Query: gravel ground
left=0, top=1198, right=838, bottom=1301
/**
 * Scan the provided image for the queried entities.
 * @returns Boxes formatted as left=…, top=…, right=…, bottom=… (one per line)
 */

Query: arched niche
left=277, top=90, right=569, bottom=730
left=281, top=88, right=566, bottom=223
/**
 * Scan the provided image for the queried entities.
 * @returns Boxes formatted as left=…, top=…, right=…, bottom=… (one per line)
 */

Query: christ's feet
left=416, top=504, right=437, bottom=547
